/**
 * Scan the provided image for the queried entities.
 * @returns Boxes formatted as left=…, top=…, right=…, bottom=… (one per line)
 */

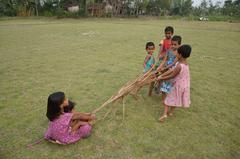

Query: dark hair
left=64, top=100, right=75, bottom=113
left=46, top=92, right=65, bottom=121
left=177, top=44, right=192, bottom=58
left=165, top=26, right=174, bottom=34
left=145, top=42, right=155, bottom=49
left=171, top=35, right=182, bottom=45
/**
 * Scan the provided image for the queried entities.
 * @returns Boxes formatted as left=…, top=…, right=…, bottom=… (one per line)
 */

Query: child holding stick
left=157, top=35, right=182, bottom=95
left=143, top=42, right=155, bottom=96
left=149, top=26, right=174, bottom=95
left=143, top=42, right=155, bottom=73
left=157, top=26, right=174, bottom=63
left=44, top=92, right=95, bottom=144
left=157, top=45, right=192, bottom=122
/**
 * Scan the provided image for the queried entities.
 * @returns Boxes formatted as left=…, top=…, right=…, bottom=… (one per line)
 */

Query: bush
left=56, top=7, right=85, bottom=18
left=43, top=11, right=54, bottom=17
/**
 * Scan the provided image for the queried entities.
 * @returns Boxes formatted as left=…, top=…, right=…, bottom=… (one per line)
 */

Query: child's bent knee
left=80, top=124, right=92, bottom=138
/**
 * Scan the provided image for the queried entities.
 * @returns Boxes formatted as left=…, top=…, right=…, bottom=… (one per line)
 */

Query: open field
left=0, top=18, right=240, bottom=159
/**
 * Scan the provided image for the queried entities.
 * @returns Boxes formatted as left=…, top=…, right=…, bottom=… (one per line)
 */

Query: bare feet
left=167, top=112, right=173, bottom=116
left=158, top=114, right=167, bottom=122
left=167, top=107, right=175, bottom=116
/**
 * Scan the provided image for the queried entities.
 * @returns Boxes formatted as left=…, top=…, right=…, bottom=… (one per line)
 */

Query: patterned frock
left=44, top=113, right=92, bottom=144
left=143, top=55, right=155, bottom=73
left=164, top=63, right=190, bottom=107
left=160, top=50, right=176, bottom=93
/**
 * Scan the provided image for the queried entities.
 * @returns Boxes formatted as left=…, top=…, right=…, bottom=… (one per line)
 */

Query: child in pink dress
left=157, top=45, right=192, bottom=122
left=44, top=92, right=96, bottom=144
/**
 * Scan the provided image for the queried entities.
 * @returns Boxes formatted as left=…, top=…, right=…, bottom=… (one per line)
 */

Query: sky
left=192, top=0, right=225, bottom=7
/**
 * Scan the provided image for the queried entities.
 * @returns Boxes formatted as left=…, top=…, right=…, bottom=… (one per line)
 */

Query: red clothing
left=161, top=38, right=171, bottom=55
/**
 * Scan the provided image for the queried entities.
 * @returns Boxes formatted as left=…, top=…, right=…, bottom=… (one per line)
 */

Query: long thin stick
left=91, top=65, right=160, bottom=114
left=122, top=97, right=125, bottom=120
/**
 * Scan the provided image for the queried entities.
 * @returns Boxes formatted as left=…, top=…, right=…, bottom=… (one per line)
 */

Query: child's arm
left=158, top=64, right=181, bottom=81
left=156, top=54, right=167, bottom=72
left=157, top=42, right=165, bottom=60
left=157, top=50, right=163, bottom=61
left=161, top=57, right=179, bottom=72
left=160, top=67, right=174, bottom=77
left=143, top=54, right=151, bottom=68
left=70, top=120, right=89, bottom=134
left=71, top=112, right=95, bottom=121
left=151, top=57, right=155, bottom=67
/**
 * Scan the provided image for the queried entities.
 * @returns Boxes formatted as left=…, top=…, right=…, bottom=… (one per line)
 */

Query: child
left=149, top=26, right=174, bottom=95
left=157, top=44, right=192, bottom=122
left=158, top=35, right=182, bottom=94
left=143, top=42, right=155, bottom=96
left=143, top=42, right=155, bottom=73
left=44, top=92, right=96, bottom=144
left=157, top=26, right=174, bottom=63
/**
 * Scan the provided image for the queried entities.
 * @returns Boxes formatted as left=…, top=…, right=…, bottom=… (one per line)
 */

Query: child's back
left=157, top=44, right=192, bottom=122
left=164, top=62, right=190, bottom=107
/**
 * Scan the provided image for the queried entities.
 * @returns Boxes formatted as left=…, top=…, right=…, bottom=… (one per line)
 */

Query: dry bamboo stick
left=91, top=65, right=161, bottom=114
left=122, top=97, right=125, bottom=120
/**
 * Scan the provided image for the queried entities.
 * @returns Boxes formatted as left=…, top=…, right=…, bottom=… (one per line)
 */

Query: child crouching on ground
left=44, top=92, right=95, bottom=144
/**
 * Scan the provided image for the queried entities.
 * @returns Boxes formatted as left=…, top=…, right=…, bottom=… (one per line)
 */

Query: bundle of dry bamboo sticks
left=91, top=65, right=160, bottom=115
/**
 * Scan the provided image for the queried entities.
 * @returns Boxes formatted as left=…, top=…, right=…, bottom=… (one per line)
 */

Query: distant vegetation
left=0, top=0, right=240, bottom=21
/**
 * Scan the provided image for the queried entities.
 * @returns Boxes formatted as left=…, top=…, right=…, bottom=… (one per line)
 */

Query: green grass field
left=0, top=18, right=240, bottom=159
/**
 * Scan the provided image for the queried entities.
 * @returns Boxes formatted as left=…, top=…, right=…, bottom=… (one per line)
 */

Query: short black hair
left=171, top=35, right=182, bottom=45
left=46, top=92, right=65, bottom=121
left=165, top=26, right=174, bottom=34
left=146, top=42, right=155, bottom=49
left=64, top=100, right=75, bottom=113
left=177, top=44, right=192, bottom=58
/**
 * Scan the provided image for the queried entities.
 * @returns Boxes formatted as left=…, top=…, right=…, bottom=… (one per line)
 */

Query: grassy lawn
left=0, top=18, right=239, bottom=159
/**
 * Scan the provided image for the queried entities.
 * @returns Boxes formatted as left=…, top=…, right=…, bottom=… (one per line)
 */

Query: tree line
left=0, top=0, right=239, bottom=18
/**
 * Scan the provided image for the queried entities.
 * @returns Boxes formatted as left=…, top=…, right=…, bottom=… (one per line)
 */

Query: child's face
left=62, top=98, right=69, bottom=108
left=177, top=52, right=182, bottom=59
left=171, top=41, right=180, bottom=51
left=165, top=31, right=173, bottom=39
left=146, top=45, right=155, bottom=55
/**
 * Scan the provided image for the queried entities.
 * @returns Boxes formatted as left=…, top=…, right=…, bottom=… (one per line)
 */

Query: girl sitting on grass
left=157, top=45, right=192, bottom=122
left=44, top=92, right=96, bottom=144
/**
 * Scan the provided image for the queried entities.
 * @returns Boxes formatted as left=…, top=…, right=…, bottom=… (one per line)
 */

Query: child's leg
left=70, top=120, right=83, bottom=133
left=168, top=106, right=175, bottom=116
left=159, top=93, right=168, bottom=122
left=162, top=92, right=166, bottom=103
left=159, top=103, right=168, bottom=122
left=154, top=81, right=161, bottom=94
left=79, top=124, right=92, bottom=138
left=148, top=82, right=154, bottom=96
left=70, top=120, right=90, bottom=134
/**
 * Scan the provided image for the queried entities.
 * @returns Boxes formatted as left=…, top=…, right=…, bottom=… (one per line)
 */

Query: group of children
left=43, top=26, right=191, bottom=145
left=143, top=26, right=191, bottom=122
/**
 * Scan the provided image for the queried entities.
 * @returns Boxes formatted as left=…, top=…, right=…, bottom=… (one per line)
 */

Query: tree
left=199, top=0, right=208, bottom=16
left=170, top=0, right=192, bottom=16
left=223, top=0, right=233, bottom=15
left=146, top=0, right=171, bottom=16
left=182, top=0, right=192, bottom=15
left=208, top=0, right=216, bottom=15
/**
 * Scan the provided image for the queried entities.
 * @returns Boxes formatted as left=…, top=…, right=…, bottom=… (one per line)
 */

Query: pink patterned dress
left=164, top=63, right=190, bottom=107
left=44, top=113, right=92, bottom=144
